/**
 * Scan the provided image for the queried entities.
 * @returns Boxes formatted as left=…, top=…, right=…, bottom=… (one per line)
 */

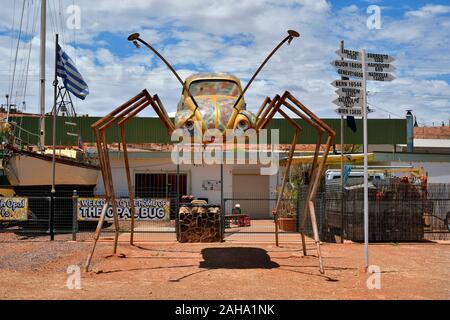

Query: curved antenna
left=231, top=30, right=300, bottom=111
left=128, top=33, right=201, bottom=115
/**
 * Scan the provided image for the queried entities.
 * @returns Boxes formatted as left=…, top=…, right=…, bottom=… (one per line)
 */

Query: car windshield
left=189, top=80, right=240, bottom=97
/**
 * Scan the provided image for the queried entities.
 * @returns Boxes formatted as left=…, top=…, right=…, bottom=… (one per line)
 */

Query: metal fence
left=302, top=182, right=450, bottom=242
left=1, top=183, right=449, bottom=242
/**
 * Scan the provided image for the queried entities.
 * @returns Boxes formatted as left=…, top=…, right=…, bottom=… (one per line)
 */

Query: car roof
left=185, top=73, right=242, bottom=87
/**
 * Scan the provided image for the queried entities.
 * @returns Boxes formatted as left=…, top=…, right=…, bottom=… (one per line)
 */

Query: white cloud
left=406, top=4, right=450, bottom=18
left=0, top=0, right=449, bottom=128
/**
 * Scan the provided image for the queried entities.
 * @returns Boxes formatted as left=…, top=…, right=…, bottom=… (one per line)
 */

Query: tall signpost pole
left=361, top=49, right=369, bottom=270
left=339, top=40, right=345, bottom=244
left=332, top=46, right=394, bottom=271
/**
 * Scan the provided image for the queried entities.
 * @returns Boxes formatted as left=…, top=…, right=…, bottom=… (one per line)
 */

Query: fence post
left=72, top=190, right=78, bottom=241
left=341, top=189, right=345, bottom=242
left=49, top=196, right=54, bottom=240
left=296, top=183, right=301, bottom=233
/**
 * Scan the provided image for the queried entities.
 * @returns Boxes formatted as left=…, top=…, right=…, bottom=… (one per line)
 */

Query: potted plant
left=276, top=183, right=298, bottom=232
left=278, top=213, right=297, bottom=232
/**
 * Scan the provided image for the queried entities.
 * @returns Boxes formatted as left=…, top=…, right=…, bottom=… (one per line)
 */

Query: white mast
left=39, top=0, right=46, bottom=151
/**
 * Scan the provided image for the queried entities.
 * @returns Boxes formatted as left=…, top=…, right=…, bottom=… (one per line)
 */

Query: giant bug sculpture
left=86, top=30, right=335, bottom=273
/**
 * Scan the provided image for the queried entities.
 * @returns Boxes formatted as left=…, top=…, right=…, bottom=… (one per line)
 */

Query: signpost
left=333, top=96, right=363, bottom=108
left=366, top=71, right=396, bottom=82
left=335, top=88, right=362, bottom=97
left=332, top=60, right=395, bottom=73
left=335, top=107, right=373, bottom=117
left=335, top=48, right=395, bottom=63
left=332, top=43, right=395, bottom=271
left=331, top=79, right=363, bottom=89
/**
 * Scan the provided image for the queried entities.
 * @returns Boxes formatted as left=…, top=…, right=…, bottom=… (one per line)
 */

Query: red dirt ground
left=0, top=233, right=449, bottom=300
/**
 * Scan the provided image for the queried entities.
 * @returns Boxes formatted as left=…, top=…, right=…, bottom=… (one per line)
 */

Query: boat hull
left=3, top=153, right=100, bottom=187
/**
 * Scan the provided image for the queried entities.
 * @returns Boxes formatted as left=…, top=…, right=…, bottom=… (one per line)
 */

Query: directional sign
left=331, top=79, right=363, bottom=89
left=335, top=107, right=374, bottom=117
left=336, top=48, right=361, bottom=61
left=333, top=96, right=363, bottom=108
left=336, top=88, right=362, bottom=97
left=366, top=52, right=395, bottom=64
left=366, top=62, right=395, bottom=73
left=336, top=49, right=395, bottom=63
left=366, top=71, right=396, bottom=82
left=336, top=68, right=363, bottom=78
left=335, top=107, right=364, bottom=117
left=331, top=60, right=362, bottom=70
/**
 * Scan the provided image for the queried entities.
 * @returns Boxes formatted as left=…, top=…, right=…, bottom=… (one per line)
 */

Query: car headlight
left=184, top=119, right=195, bottom=131
left=234, top=113, right=252, bottom=135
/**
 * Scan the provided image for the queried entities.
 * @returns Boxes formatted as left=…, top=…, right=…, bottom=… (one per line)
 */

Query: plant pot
left=278, top=217, right=297, bottom=232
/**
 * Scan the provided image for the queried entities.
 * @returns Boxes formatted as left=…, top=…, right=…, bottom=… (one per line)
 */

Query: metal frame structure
left=85, top=89, right=173, bottom=269
left=85, top=30, right=335, bottom=274
left=258, top=92, right=335, bottom=273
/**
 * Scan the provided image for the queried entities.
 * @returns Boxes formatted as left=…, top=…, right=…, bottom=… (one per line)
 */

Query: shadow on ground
left=199, top=247, right=279, bottom=269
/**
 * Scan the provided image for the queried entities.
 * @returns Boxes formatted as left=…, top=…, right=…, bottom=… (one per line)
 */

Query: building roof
left=413, top=139, right=450, bottom=148
left=414, top=126, right=450, bottom=139
left=11, top=115, right=407, bottom=146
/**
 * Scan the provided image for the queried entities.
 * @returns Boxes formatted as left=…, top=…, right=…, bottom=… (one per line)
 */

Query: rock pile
left=178, top=205, right=222, bottom=242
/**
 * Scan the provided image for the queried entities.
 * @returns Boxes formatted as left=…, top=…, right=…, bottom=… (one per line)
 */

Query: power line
left=7, top=0, right=26, bottom=120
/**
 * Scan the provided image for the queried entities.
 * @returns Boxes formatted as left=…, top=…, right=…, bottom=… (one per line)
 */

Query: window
left=135, top=173, right=188, bottom=219
left=189, top=80, right=240, bottom=97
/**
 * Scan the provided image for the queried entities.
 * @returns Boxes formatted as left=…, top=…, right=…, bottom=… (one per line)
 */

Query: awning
left=280, top=153, right=374, bottom=166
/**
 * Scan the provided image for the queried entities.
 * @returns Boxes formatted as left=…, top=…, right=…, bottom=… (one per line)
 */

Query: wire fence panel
left=223, top=196, right=298, bottom=235
left=1, top=183, right=449, bottom=242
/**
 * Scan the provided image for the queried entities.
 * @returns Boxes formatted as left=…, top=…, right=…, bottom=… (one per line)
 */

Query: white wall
left=94, top=157, right=279, bottom=206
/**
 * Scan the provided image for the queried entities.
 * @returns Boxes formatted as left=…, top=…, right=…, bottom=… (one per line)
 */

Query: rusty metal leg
left=308, top=201, right=324, bottom=274
left=100, top=130, right=120, bottom=254
left=300, top=132, right=322, bottom=256
left=85, top=201, right=108, bottom=271
left=110, top=195, right=120, bottom=253
left=306, top=135, right=333, bottom=274
left=85, top=131, right=109, bottom=272
left=273, top=128, right=300, bottom=246
left=120, top=125, right=136, bottom=245
left=85, top=90, right=176, bottom=271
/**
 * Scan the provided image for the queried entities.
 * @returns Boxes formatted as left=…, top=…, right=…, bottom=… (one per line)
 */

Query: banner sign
left=0, top=197, right=28, bottom=221
left=77, top=198, right=170, bottom=221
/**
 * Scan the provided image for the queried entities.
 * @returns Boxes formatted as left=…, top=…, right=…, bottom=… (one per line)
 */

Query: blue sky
left=1, top=0, right=449, bottom=126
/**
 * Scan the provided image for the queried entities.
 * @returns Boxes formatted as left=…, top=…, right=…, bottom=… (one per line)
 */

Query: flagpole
left=39, top=0, right=46, bottom=151
left=52, top=33, right=58, bottom=194
left=50, top=33, right=58, bottom=241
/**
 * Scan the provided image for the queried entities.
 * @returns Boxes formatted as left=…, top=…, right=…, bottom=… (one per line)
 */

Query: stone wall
left=178, top=205, right=222, bottom=242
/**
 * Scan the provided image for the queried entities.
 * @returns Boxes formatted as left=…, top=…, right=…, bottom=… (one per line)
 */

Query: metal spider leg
left=282, top=92, right=335, bottom=274
left=257, top=91, right=335, bottom=274
left=85, top=90, right=175, bottom=272
left=256, top=94, right=302, bottom=247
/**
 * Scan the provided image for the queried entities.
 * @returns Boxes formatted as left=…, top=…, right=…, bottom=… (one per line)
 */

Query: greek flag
left=56, top=44, right=89, bottom=100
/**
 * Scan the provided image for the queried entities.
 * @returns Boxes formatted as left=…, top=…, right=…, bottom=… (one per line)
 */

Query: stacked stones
left=178, top=205, right=222, bottom=242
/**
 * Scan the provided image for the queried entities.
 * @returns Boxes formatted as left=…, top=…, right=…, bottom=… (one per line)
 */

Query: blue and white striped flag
left=56, top=44, right=89, bottom=100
